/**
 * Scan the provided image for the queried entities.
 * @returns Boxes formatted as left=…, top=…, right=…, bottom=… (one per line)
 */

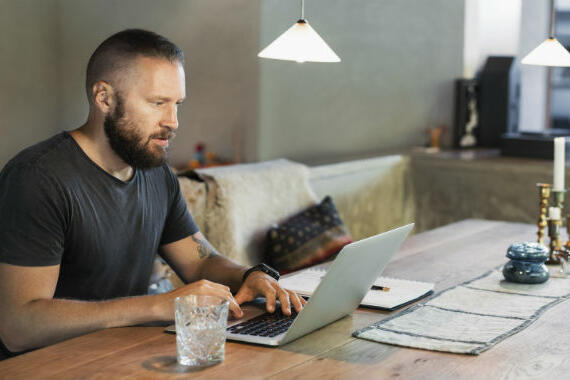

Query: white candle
left=553, top=137, right=566, bottom=191
left=549, top=206, right=561, bottom=220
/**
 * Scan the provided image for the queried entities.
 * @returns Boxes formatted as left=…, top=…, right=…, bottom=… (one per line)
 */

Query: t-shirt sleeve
left=0, top=164, right=67, bottom=266
left=160, top=166, right=199, bottom=245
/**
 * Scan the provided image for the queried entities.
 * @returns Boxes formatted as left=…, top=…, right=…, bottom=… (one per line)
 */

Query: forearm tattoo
left=191, top=236, right=220, bottom=259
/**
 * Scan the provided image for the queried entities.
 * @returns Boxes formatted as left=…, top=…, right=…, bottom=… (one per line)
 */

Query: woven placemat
left=353, top=268, right=570, bottom=354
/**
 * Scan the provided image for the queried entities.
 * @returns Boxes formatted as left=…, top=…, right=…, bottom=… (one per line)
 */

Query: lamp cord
left=550, top=0, right=555, bottom=38
left=301, top=0, right=305, bottom=20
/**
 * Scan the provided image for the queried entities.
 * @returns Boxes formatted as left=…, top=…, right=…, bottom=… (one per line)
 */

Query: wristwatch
left=242, top=263, right=280, bottom=283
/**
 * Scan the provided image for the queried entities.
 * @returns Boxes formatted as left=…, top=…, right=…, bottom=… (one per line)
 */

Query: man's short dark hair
left=86, top=29, right=185, bottom=103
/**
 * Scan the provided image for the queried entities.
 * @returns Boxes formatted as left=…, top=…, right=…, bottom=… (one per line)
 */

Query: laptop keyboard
left=227, top=309, right=298, bottom=337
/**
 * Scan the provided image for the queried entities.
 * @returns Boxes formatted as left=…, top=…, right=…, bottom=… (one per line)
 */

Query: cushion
left=264, top=196, right=352, bottom=274
left=181, top=159, right=318, bottom=266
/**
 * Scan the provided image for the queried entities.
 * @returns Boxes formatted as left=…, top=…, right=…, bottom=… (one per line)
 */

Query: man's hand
left=158, top=279, right=244, bottom=319
left=159, top=233, right=305, bottom=317
left=234, top=271, right=306, bottom=315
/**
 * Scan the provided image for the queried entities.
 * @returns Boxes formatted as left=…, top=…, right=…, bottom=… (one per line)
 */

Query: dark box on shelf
left=501, top=130, right=570, bottom=159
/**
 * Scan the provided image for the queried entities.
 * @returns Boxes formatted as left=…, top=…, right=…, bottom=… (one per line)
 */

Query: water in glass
left=175, top=295, right=229, bottom=366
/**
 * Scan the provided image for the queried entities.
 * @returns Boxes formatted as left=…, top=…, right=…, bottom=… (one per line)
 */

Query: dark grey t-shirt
left=0, top=132, right=199, bottom=300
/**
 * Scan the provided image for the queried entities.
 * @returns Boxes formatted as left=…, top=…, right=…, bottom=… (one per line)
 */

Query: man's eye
left=155, top=102, right=164, bottom=106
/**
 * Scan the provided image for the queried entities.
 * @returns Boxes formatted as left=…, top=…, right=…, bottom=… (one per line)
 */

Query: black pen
left=371, top=285, right=390, bottom=292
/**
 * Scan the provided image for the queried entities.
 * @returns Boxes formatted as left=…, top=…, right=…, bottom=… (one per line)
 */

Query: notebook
left=166, top=223, right=414, bottom=346
left=279, top=266, right=433, bottom=311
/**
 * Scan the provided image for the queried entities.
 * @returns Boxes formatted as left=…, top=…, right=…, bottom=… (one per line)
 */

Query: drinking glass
left=174, top=294, right=229, bottom=367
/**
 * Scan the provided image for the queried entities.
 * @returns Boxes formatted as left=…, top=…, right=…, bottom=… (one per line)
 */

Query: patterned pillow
left=264, top=196, right=352, bottom=274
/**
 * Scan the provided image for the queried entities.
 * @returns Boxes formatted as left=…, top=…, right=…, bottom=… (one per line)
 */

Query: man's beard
left=104, top=95, right=173, bottom=169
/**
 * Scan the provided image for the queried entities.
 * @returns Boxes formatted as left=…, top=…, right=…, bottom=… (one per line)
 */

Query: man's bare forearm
left=198, top=254, right=248, bottom=292
left=190, top=235, right=247, bottom=292
left=1, top=293, right=167, bottom=353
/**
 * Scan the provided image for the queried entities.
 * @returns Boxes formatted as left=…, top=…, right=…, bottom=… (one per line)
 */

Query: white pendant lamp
left=522, top=0, right=570, bottom=66
left=258, top=0, right=340, bottom=63
left=522, top=38, right=570, bottom=66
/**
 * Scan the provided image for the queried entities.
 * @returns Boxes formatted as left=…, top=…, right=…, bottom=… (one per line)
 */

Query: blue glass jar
left=502, top=242, right=550, bottom=284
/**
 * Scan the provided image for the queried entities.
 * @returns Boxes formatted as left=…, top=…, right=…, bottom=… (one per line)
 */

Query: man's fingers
left=277, top=289, right=292, bottom=315
left=238, top=272, right=305, bottom=315
left=180, top=280, right=242, bottom=318
left=213, top=285, right=242, bottom=318
left=203, top=283, right=242, bottom=318
left=263, top=286, right=277, bottom=313
left=234, top=287, right=254, bottom=306
left=227, top=296, right=243, bottom=318
left=289, top=291, right=304, bottom=313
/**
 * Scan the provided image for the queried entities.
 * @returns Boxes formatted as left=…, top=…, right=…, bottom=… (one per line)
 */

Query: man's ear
left=92, top=81, right=114, bottom=113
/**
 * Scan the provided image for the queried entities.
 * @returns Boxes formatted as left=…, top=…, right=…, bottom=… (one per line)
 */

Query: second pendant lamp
left=522, top=0, right=570, bottom=66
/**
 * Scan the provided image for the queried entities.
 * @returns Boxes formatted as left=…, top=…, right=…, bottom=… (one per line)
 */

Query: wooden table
left=2, top=219, right=568, bottom=380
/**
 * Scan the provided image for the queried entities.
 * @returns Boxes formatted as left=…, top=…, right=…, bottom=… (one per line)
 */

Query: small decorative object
left=503, top=242, right=550, bottom=284
left=425, top=124, right=446, bottom=151
left=178, top=143, right=234, bottom=171
left=193, top=142, right=206, bottom=166
left=536, top=183, right=551, bottom=245
left=453, top=79, right=478, bottom=149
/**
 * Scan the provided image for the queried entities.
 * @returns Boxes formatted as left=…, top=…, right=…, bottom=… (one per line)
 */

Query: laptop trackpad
left=228, top=300, right=267, bottom=327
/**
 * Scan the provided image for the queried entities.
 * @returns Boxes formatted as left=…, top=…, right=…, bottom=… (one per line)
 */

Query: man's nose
left=162, top=106, right=179, bottom=130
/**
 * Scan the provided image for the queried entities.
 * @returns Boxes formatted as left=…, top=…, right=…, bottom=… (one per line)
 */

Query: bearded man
left=0, top=29, right=303, bottom=359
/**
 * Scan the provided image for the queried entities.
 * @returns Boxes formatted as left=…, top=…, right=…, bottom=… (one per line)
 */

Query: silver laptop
left=166, top=223, right=413, bottom=346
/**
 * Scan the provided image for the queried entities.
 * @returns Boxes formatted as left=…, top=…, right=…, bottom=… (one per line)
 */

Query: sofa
left=156, top=150, right=557, bottom=289
left=165, top=150, right=567, bottom=284
left=175, top=155, right=414, bottom=267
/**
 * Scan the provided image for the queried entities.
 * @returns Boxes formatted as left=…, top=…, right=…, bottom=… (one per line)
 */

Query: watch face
left=260, top=263, right=279, bottom=280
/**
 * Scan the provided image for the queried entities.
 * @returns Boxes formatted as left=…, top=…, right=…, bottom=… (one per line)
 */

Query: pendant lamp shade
left=521, top=37, right=570, bottom=67
left=521, top=0, right=570, bottom=67
left=258, top=19, right=341, bottom=63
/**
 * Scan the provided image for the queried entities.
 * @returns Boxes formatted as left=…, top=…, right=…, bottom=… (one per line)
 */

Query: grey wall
left=0, top=1, right=464, bottom=169
left=56, top=0, right=261, bottom=166
left=257, top=0, right=465, bottom=163
left=0, top=0, right=60, bottom=167
left=0, top=0, right=260, bottom=169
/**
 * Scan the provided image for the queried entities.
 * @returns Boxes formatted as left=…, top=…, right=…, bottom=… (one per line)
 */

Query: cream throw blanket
left=192, top=159, right=318, bottom=265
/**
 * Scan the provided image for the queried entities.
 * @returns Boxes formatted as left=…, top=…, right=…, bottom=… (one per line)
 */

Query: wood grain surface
left=2, top=219, right=562, bottom=380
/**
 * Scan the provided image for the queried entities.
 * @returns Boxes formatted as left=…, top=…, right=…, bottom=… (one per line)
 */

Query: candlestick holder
left=565, top=214, right=570, bottom=252
left=548, top=218, right=563, bottom=264
left=552, top=189, right=566, bottom=211
left=537, top=183, right=551, bottom=245
left=546, top=189, right=567, bottom=264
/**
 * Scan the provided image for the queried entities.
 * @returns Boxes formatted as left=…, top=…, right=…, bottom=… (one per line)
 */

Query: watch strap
left=242, top=263, right=280, bottom=283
